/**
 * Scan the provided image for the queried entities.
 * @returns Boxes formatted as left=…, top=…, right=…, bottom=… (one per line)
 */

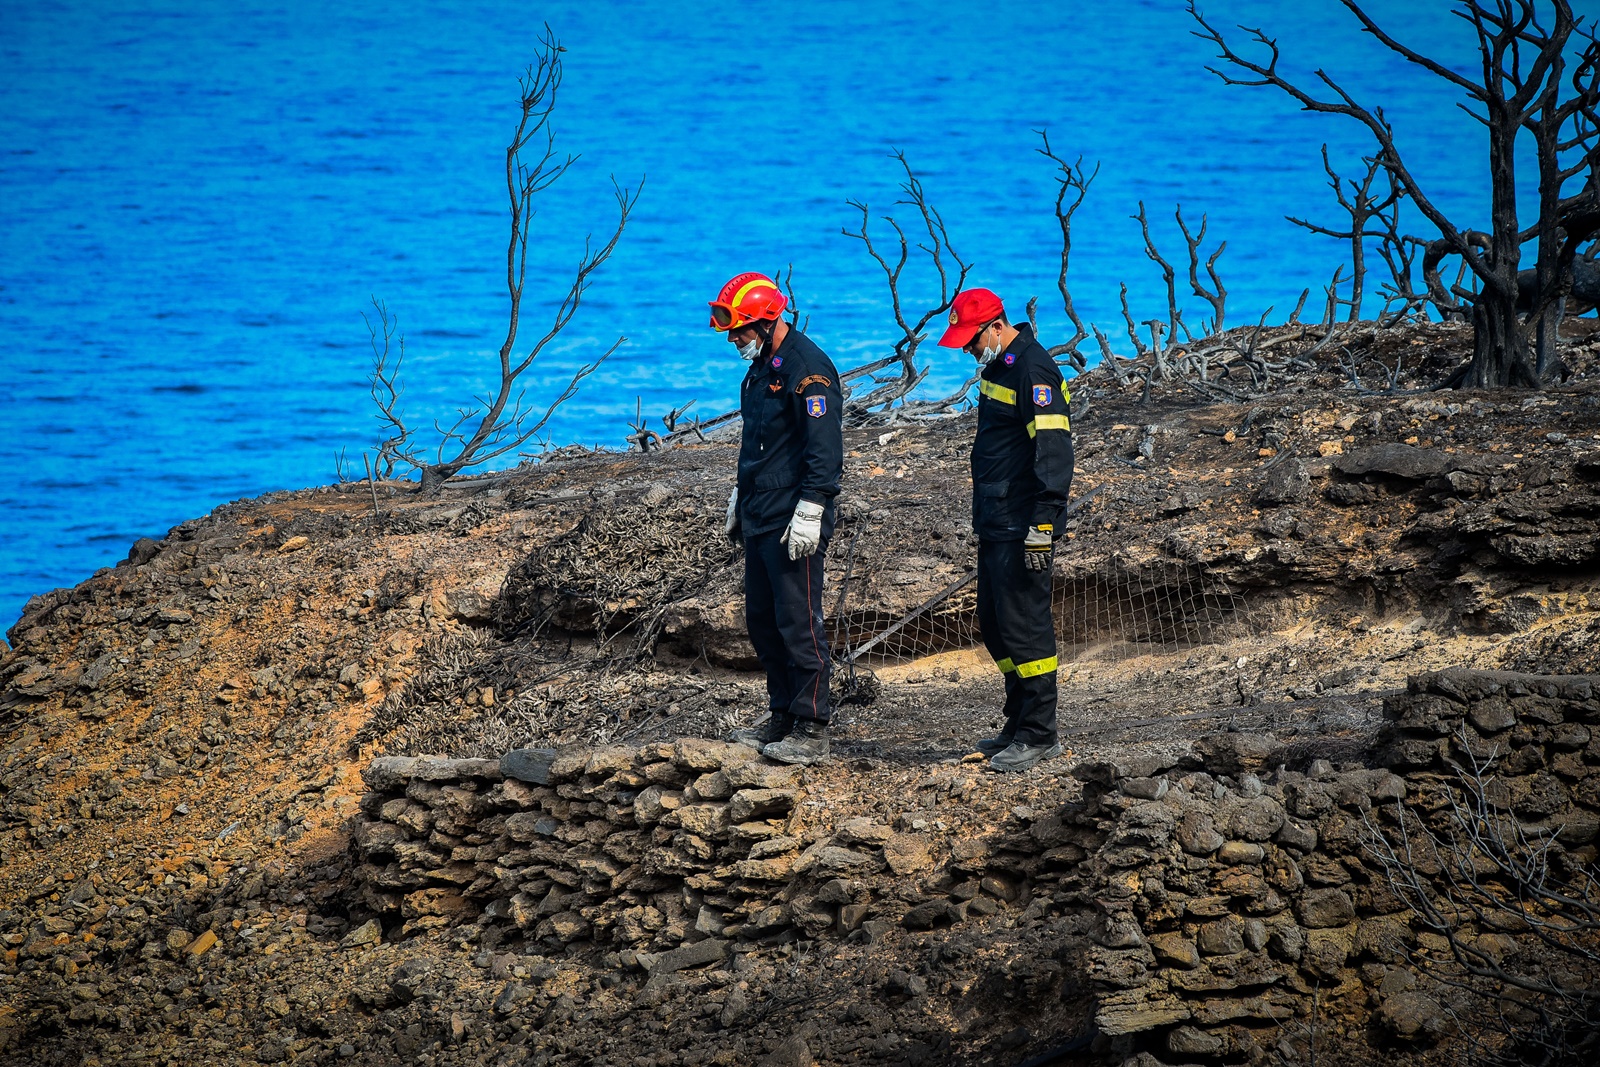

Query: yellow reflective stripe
left=1025, top=414, right=1072, bottom=438
left=1014, top=656, right=1059, bottom=678
left=732, top=277, right=774, bottom=308
left=995, top=657, right=1016, bottom=675
left=979, top=380, right=1016, bottom=405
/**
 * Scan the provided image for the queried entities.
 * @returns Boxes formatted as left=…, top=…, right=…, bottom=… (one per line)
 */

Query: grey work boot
left=974, top=732, right=1016, bottom=757
left=988, top=740, right=1063, bottom=774
left=730, top=712, right=792, bottom=750
left=762, top=719, right=830, bottom=766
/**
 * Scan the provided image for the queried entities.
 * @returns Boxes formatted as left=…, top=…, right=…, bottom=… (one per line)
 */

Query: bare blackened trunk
left=1467, top=297, right=1540, bottom=388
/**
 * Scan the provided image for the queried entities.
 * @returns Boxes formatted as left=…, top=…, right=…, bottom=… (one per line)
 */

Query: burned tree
left=1036, top=130, right=1099, bottom=371
left=1192, top=0, right=1600, bottom=389
left=1288, top=146, right=1406, bottom=322
left=371, top=27, right=642, bottom=490
left=841, top=150, right=972, bottom=412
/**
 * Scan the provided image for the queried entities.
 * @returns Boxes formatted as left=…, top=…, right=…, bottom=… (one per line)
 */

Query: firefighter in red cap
left=709, top=272, right=844, bottom=766
left=938, top=288, right=1073, bottom=772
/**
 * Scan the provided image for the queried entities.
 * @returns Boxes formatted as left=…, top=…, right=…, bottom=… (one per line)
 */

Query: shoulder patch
left=1033, top=384, right=1052, bottom=407
left=795, top=373, right=832, bottom=393
left=805, top=395, right=827, bottom=418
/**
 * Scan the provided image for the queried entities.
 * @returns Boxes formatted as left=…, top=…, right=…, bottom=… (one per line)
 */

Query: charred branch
left=1036, top=130, right=1099, bottom=371
left=841, top=150, right=972, bottom=412
left=368, top=29, right=643, bottom=492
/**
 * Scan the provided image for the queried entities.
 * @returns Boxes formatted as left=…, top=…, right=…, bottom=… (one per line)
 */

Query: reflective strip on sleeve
left=1025, top=413, right=1072, bottom=438
left=995, top=657, right=1016, bottom=675
left=1014, top=655, right=1059, bottom=678
left=978, top=380, right=1016, bottom=405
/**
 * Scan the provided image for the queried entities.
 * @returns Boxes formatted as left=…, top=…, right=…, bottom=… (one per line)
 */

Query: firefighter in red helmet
left=938, top=288, right=1073, bottom=773
left=709, top=272, right=844, bottom=766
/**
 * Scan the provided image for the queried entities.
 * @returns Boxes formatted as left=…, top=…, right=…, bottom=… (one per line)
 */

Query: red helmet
left=709, top=272, right=787, bottom=331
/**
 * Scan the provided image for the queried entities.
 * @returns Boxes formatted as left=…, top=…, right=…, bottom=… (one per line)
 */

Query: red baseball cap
left=938, top=287, right=1006, bottom=348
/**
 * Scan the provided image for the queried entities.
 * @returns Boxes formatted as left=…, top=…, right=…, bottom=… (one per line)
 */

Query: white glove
left=724, top=487, right=740, bottom=542
left=780, top=499, right=825, bottom=560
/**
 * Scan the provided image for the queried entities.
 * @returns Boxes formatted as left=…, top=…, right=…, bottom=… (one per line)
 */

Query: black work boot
left=762, top=719, right=830, bottom=766
left=988, top=740, right=1063, bottom=774
left=730, top=712, right=792, bottom=750
left=974, top=731, right=1016, bottom=757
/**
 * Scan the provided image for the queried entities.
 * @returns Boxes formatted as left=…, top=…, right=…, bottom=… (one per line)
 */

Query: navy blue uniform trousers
left=976, top=538, right=1059, bottom=746
left=743, top=528, right=831, bottom=723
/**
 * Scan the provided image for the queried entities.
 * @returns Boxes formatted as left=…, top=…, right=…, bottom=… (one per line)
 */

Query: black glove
left=1024, top=524, right=1053, bottom=572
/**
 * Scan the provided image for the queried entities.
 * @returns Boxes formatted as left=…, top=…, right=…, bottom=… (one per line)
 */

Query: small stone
left=648, top=938, right=728, bottom=974
left=1297, top=888, right=1355, bottom=928
left=1178, top=811, right=1225, bottom=855
left=834, top=816, right=893, bottom=845
left=493, top=981, right=532, bottom=1014
left=1302, top=927, right=1354, bottom=979
left=1148, top=934, right=1201, bottom=970
left=882, top=834, right=934, bottom=874
left=979, top=875, right=1017, bottom=902
left=1378, top=968, right=1417, bottom=996
left=1275, top=819, right=1318, bottom=852
left=1167, top=1026, right=1224, bottom=1056
left=340, top=919, right=383, bottom=948
left=363, top=756, right=423, bottom=791
left=500, top=748, right=558, bottom=784
left=165, top=929, right=192, bottom=953
left=1217, top=841, right=1265, bottom=865
left=727, top=788, right=796, bottom=823
left=1197, top=918, right=1245, bottom=956
left=1377, top=991, right=1452, bottom=1043
left=184, top=929, right=218, bottom=957
left=759, top=1034, right=814, bottom=1067
left=692, top=770, right=732, bottom=800
left=1120, top=777, right=1168, bottom=800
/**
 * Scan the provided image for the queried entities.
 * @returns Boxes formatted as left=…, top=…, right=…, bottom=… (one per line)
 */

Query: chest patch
left=768, top=378, right=784, bottom=393
left=771, top=355, right=783, bottom=368
left=1004, top=353, right=1015, bottom=365
left=1033, top=385, right=1052, bottom=407
left=806, top=396, right=827, bottom=418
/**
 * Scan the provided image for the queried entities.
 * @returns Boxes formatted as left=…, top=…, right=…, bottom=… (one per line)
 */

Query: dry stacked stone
left=350, top=738, right=1035, bottom=960
left=350, top=668, right=1600, bottom=1065
left=1078, top=667, right=1599, bottom=1065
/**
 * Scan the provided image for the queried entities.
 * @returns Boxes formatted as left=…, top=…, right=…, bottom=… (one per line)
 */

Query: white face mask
left=736, top=337, right=762, bottom=361
left=977, top=344, right=1000, bottom=364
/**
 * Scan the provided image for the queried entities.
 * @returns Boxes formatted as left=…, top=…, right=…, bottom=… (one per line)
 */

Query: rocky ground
left=0, top=317, right=1598, bottom=1065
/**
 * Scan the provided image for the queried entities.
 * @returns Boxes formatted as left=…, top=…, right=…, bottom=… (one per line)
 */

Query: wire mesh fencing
left=824, top=518, right=1259, bottom=703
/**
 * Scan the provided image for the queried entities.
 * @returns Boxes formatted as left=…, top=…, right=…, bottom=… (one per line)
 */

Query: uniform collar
left=1005, top=321, right=1035, bottom=357
left=981, top=322, right=1034, bottom=378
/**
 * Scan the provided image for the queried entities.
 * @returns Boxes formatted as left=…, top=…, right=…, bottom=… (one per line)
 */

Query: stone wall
left=1079, top=668, right=1599, bottom=1064
left=350, top=669, right=1600, bottom=1064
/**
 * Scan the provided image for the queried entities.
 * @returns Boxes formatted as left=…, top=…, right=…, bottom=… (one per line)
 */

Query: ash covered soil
left=0, top=318, right=1599, bottom=1066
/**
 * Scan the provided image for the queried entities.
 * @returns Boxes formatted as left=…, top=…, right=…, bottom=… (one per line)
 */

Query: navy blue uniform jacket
left=970, top=322, right=1075, bottom=541
left=737, top=331, right=845, bottom=537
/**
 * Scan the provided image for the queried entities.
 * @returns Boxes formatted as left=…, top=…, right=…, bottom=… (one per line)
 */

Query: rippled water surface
left=1, top=0, right=1530, bottom=628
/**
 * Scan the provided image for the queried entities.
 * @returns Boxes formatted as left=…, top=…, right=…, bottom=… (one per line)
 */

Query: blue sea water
left=0, top=0, right=1567, bottom=631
